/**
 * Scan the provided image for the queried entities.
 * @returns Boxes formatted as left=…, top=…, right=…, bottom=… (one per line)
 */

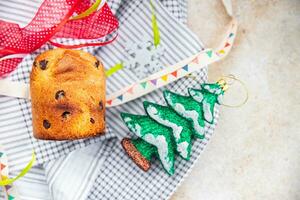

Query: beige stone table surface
left=171, top=1, right=300, bottom=200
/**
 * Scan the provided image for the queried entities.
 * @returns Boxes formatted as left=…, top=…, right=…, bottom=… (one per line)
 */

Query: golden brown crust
left=30, top=49, right=106, bottom=140
left=121, top=138, right=151, bottom=171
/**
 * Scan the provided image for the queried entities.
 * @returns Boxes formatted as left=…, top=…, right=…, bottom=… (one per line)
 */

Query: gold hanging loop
left=218, top=74, right=249, bottom=108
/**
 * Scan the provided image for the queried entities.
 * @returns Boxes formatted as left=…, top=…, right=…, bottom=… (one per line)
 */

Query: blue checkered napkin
left=0, top=0, right=221, bottom=200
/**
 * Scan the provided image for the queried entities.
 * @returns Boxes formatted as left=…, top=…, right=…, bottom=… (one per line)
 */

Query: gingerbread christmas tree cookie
left=121, top=81, right=227, bottom=175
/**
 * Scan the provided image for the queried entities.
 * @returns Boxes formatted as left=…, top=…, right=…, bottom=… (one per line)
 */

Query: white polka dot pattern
left=0, top=0, right=79, bottom=54
left=0, top=0, right=118, bottom=77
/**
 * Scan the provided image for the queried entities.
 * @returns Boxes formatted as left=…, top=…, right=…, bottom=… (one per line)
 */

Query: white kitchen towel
left=44, top=140, right=114, bottom=200
left=0, top=0, right=221, bottom=199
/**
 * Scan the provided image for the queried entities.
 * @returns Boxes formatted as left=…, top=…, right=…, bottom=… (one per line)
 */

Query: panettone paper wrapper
left=0, top=0, right=223, bottom=199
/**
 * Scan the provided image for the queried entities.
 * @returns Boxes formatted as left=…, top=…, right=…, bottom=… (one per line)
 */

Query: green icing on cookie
left=121, top=113, right=175, bottom=175
left=143, top=101, right=192, bottom=160
left=121, top=82, right=225, bottom=175
left=132, top=138, right=157, bottom=160
left=163, top=90, right=205, bottom=139
left=189, top=83, right=224, bottom=124
left=201, top=83, right=224, bottom=95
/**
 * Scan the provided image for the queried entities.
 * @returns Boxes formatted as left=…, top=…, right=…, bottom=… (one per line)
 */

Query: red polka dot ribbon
left=0, top=0, right=119, bottom=77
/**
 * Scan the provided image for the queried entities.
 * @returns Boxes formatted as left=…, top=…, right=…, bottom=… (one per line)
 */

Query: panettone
left=30, top=49, right=106, bottom=140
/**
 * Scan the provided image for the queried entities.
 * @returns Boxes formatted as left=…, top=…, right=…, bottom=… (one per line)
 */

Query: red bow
left=0, top=0, right=118, bottom=77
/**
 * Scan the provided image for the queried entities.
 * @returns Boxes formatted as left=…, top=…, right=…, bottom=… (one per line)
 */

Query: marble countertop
left=172, top=0, right=300, bottom=199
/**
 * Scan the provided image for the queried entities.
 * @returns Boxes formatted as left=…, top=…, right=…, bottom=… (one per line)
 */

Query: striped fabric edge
left=44, top=140, right=111, bottom=200
left=10, top=165, right=51, bottom=200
